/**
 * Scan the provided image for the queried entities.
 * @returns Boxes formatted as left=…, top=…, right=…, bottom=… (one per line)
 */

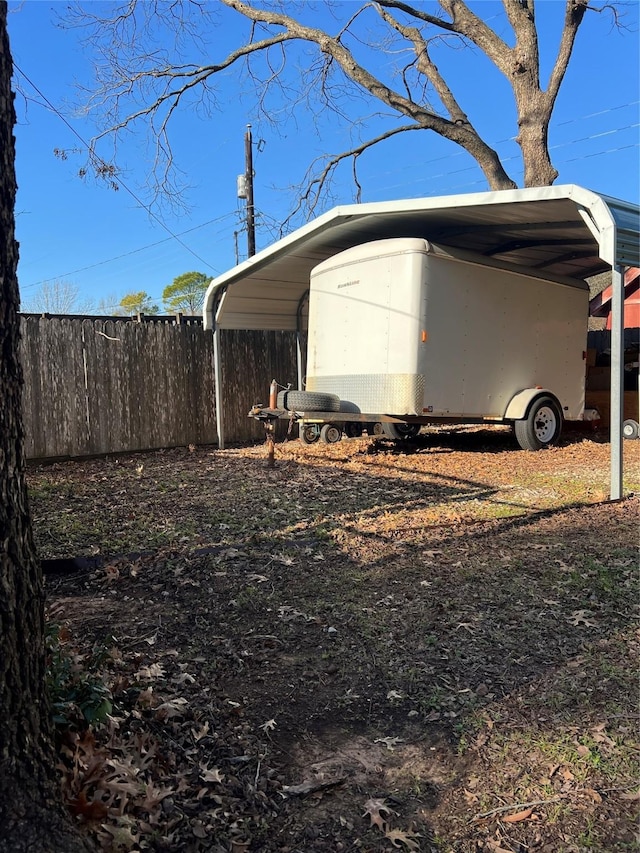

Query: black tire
left=622, top=419, right=639, bottom=440
left=344, top=422, right=363, bottom=438
left=514, top=396, right=562, bottom=451
left=320, top=423, right=342, bottom=444
left=382, top=422, right=421, bottom=440
left=299, top=423, right=321, bottom=445
left=279, top=390, right=341, bottom=413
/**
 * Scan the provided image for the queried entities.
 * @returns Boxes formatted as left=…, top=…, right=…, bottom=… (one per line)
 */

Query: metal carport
left=203, top=184, right=639, bottom=499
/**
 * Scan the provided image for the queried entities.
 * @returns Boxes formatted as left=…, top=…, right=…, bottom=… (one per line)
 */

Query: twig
left=280, top=777, right=346, bottom=798
left=472, top=797, right=561, bottom=821
left=95, top=330, right=121, bottom=341
left=597, top=783, right=640, bottom=794
left=605, top=713, right=640, bottom=719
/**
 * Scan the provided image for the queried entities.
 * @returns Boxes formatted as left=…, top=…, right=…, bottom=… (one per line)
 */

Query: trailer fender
left=504, top=389, right=558, bottom=421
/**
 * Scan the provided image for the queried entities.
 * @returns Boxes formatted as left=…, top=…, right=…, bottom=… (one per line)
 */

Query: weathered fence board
left=20, top=315, right=297, bottom=460
left=220, top=329, right=298, bottom=442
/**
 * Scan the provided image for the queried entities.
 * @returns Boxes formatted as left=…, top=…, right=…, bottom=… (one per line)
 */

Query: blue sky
left=8, top=1, right=640, bottom=313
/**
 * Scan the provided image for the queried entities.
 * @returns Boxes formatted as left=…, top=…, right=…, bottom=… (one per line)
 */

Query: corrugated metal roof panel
left=204, top=185, right=640, bottom=331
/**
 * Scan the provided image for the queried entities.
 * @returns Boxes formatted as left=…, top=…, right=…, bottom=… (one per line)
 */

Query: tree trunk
left=513, top=82, right=558, bottom=188
left=0, top=5, right=93, bottom=850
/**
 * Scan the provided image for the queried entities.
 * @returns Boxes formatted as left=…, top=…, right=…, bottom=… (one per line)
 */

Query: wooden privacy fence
left=20, top=315, right=298, bottom=460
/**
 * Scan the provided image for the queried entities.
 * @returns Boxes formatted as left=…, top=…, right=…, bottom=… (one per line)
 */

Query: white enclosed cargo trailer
left=285, top=237, right=589, bottom=450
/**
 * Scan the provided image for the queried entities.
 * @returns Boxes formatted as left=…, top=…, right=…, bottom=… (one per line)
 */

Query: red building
left=589, top=268, right=640, bottom=329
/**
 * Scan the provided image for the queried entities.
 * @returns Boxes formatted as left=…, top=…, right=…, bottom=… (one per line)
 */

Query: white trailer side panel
left=422, top=252, right=588, bottom=419
left=307, top=238, right=588, bottom=420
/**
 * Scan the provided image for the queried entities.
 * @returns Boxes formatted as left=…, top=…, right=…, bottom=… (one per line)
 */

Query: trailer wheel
left=623, top=419, right=639, bottom=440
left=278, top=390, right=341, bottom=413
left=320, top=423, right=342, bottom=444
left=514, top=396, right=562, bottom=450
left=368, top=422, right=384, bottom=436
left=382, top=422, right=421, bottom=440
left=299, top=423, right=321, bottom=445
left=345, top=422, right=363, bottom=438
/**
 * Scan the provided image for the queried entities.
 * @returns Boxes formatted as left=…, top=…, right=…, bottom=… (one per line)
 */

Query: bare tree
left=21, top=279, right=95, bottom=314
left=0, top=4, right=93, bottom=850
left=68, top=0, right=624, bottom=226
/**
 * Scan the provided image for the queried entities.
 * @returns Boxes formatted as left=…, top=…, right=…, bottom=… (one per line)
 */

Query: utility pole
left=244, top=124, right=256, bottom=257
left=236, top=124, right=256, bottom=259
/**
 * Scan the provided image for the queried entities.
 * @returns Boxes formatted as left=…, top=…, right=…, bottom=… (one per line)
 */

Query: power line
left=21, top=212, right=238, bottom=290
left=375, top=141, right=639, bottom=196
left=363, top=114, right=640, bottom=184
left=13, top=62, right=220, bottom=274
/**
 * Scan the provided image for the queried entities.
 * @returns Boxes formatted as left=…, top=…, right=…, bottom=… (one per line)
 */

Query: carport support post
left=609, top=265, right=624, bottom=500
left=213, top=327, right=225, bottom=451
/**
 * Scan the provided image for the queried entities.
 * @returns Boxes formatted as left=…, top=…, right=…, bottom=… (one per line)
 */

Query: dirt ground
left=30, top=426, right=640, bottom=853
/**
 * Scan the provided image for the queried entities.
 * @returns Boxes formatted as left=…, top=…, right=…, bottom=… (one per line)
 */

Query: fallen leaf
left=619, top=790, right=640, bottom=801
left=260, top=718, right=277, bottom=733
left=474, top=731, right=490, bottom=749
left=485, top=842, right=514, bottom=853
left=362, top=797, right=394, bottom=832
left=191, top=820, right=208, bottom=838
left=154, top=697, right=188, bottom=720
left=387, top=690, right=404, bottom=700
left=568, top=609, right=597, bottom=627
left=583, top=787, right=603, bottom=803
left=99, top=821, right=139, bottom=851
left=191, top=721, right=210, bottom=741
left=374, top=736, right=403, bottom=751
left=200, top=765, right=224, bottom=784
left=68, top=790, right=109, bottom=821
left=136, top=687, right=154, bottom=707
left=135, top=663, right=165, bottom=680
left=591, top=730, right=616, bottom=747
left=384, top=827, right=422, bottom=850
left=502, top=807, right=533, bottom=823
left=140, top=783, right=173, bottom=811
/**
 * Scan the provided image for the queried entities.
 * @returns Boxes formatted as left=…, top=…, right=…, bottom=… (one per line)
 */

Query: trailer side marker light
left=421, top=330, right=428, bottom=342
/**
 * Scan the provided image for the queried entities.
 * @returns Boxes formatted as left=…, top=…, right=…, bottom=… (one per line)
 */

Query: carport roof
left=203, top=184, right=640, bottom=332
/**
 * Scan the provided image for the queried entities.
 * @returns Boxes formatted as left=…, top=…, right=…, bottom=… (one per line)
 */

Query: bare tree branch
left=64, top=0, right=618, bottom=227
left=375, top=4, right=471, bottom=125
left=280, top=124, right=421, bottom=231
left=222, top=0, right=515, bottom=189
left=545, top=0, right=588, bottom=106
